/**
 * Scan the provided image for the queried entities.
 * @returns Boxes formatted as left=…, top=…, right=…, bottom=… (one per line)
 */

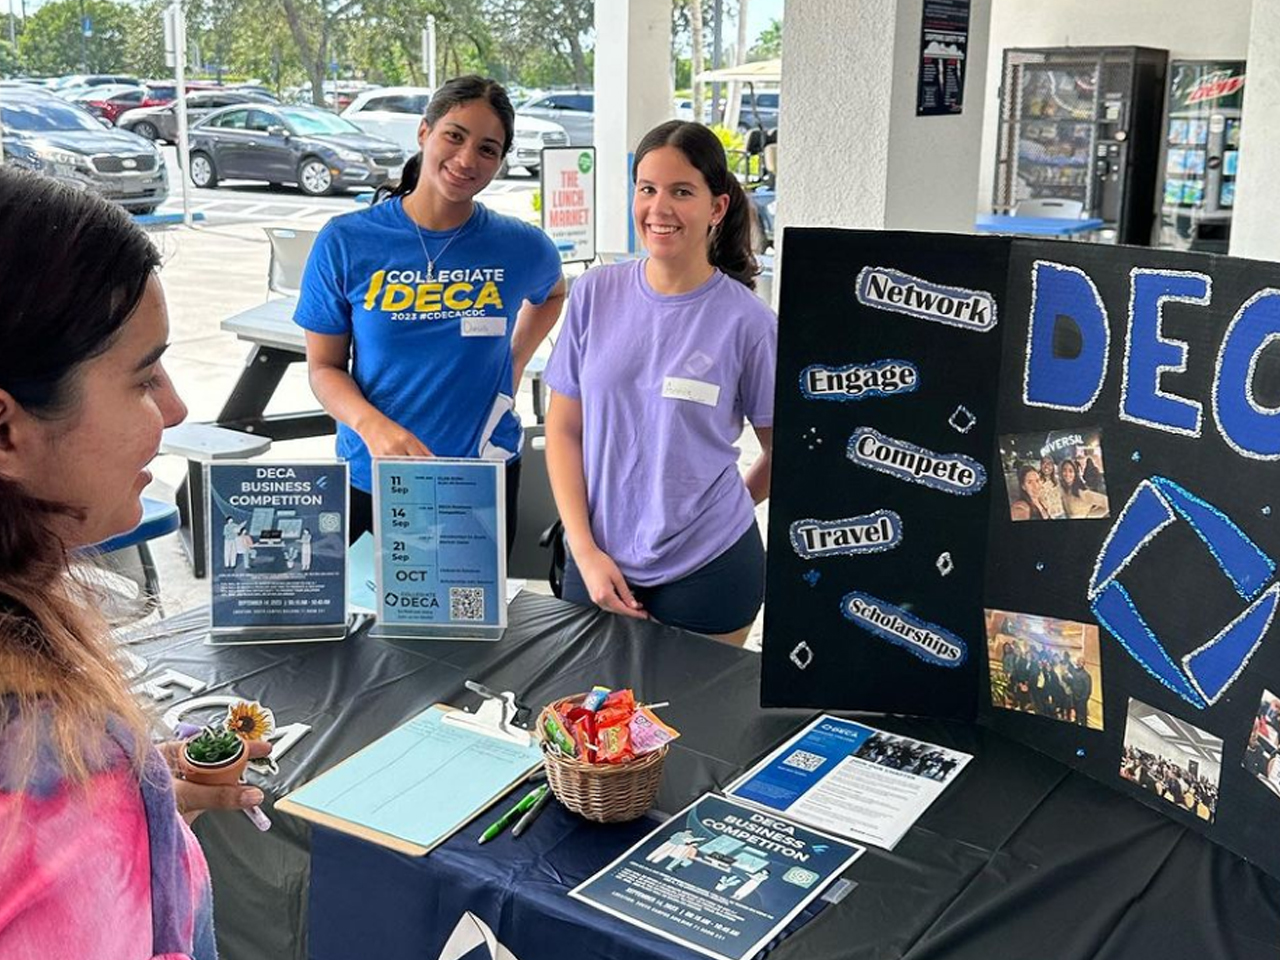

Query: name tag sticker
left=662, top=376, right=721, bottom=407
left=461, top=316, right=506, bottom=337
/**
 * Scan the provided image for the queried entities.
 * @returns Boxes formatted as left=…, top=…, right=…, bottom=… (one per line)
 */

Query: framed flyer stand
left=206, top=461, right=350, bottom=644
left=371, top=458, right=507, bottom=640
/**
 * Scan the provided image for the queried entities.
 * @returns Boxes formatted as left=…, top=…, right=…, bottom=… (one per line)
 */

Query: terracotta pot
left=179, top=737, right=249, bottom=787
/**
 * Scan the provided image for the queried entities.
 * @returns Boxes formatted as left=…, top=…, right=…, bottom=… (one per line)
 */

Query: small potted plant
left=180, top=724, right=249, bottom=786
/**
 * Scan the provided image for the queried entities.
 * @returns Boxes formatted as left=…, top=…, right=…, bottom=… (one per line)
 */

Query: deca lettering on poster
left=798, top=360, right=919, bottom=402
left=841, top=591, right=968, bottom=668
left=855, top=266, right=997, bottom=333
left=789, top=511, right=904, bottom=559
left=1023, top=259, right=1280, bottom=460
left=846, top=426, right=986, bottom=495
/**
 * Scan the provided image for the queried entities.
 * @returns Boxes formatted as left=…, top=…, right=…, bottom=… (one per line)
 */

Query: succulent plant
left=185, top=724, right=245, bottom=765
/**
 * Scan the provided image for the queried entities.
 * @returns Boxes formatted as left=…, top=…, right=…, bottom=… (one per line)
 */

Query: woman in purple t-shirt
left=544, top=121, right=776, bottom=645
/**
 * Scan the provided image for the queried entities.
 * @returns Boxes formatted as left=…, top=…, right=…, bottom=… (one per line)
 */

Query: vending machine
left=1159, top=60, right=1245, bottom=253
left=993, top=46, right=1168, bottom=244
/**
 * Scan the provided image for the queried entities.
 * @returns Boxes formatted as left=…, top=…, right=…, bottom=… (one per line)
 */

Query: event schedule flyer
left=373, top=458, right=504, bottom=635
left=571, top=794, right=862, bottom=960
left=726, top=715, right=972, bottom=850
left=208, top=461, right=348, bottom=639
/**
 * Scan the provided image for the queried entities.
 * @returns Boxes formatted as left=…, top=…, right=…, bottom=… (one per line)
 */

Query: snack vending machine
left=1159, top=60, right=1245, bottom=253
left=993, top=46, right=1168, bottom=244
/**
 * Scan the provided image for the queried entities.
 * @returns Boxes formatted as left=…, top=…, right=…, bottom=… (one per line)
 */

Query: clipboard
left=276, top=703, right=543, bottom=856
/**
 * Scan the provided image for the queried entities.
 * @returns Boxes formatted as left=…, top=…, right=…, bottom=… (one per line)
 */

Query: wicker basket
left=538, top=695, right=668, bottom=823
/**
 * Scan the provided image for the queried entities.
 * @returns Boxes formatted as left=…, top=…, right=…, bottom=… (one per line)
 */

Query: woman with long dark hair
left=296, top=75, right=566, bottom=546
left=0, top=168, right=267, bottom=957
left=1009, top=463, right=1052, bottom=521
left=1059, top=457, right=1109, bottom=519
left=544, top=120, right=775, bottom=645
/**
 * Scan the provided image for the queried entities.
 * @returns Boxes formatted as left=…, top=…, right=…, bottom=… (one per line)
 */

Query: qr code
left=782, top=750, right=826, bottom=773
left=449, top=587, right=485, bottom=621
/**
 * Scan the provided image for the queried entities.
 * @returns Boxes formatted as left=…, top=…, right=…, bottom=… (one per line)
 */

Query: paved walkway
left=134, top=196, right=767, bottom=649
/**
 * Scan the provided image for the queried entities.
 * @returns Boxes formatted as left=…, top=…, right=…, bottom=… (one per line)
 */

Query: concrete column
left=594, top=0, right=673, bottom=254
left=776, top=0, right=992, bottom=243
left=1230, top=0, right=1280, bottom=261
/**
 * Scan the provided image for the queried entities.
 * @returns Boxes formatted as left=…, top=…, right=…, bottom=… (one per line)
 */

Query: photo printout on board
left=998, top=428, right=1110, bottom=522
left=1121, top=698, right=1221, bottom=824
left=985, top=609, right=1103, bottom=730
left=1244, top=689, right=1280, bottom=801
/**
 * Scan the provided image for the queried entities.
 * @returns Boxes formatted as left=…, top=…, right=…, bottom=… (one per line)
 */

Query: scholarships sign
left=207, top=461, right=348, bottom=642
left=765, top=227, right=1280, bottom=879
left=571, top=793, right=862, bottom=960
left=540, top=145, right=596, bottom=263
left=371, top=458, right=506, bottom=640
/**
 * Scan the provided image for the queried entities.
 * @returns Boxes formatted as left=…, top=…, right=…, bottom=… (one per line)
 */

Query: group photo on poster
left=1245, top=689, right=1280, bottom=800
left=1121, top=699, right=1221, bottom=823
left=985, top=609, right=1103, bottom=729
left=998, top=429, right=1110, bottom=521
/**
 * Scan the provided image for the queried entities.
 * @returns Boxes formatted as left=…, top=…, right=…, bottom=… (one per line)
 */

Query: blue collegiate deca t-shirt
left=294, top=198, right=562, bottom=491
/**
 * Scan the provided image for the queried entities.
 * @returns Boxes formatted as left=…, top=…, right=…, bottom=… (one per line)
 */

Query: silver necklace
left=411, top=207, right=475, bottom=282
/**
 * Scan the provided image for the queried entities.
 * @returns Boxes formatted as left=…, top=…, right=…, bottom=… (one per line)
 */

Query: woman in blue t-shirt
left=543, top=121, right=776, bottom=645
left=296, top=76, right=565, bottom=547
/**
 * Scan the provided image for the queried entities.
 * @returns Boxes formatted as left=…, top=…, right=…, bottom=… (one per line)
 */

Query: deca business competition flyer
left=570, top=793, right=862, bottom=960
left=208, top=462, right=348, bottom=636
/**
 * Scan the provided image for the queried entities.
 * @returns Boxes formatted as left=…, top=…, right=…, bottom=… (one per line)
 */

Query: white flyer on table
left=725, top=715, right=972, bottom=850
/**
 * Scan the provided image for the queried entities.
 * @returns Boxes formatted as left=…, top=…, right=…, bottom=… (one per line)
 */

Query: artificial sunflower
left=226, top=700, right=275, bottom=741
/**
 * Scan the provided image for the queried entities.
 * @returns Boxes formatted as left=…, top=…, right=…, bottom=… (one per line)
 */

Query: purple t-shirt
left=544, top=259, right=777, bottom=585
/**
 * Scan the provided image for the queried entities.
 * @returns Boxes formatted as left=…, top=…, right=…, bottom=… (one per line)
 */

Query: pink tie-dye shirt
left=0, top=710, right=216, bottom=959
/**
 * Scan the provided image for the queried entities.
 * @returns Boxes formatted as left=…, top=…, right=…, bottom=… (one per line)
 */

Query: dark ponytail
left=385, top=75, right=516, bottom=201
left=632, top=120, right=760, bottom=290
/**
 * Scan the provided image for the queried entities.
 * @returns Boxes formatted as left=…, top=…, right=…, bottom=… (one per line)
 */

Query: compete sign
left=540, top=146, right=596, bottom=264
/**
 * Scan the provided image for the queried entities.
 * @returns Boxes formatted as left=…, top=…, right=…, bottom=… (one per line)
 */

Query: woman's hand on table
left=576, top=547, right=648, bottom=620
left=159, top=739, right=274, bottom=824
left=358, top=415, right=433, bottom=458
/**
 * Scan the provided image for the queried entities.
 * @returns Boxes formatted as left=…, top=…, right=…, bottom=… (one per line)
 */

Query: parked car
left=0, top=89, right=167, bottom=214
left=120, top=89, right=275, bottom=143
left=52, top=73, right=138, bottom=91
left=78, top=85, right=151, bottom=124
left=187, top=103, right=404, bottom=196
left=518, top=90, right=593, bottom=146
left=737, top=90, right=779, bottom=131
left=340, top=85, right=569, bottom=177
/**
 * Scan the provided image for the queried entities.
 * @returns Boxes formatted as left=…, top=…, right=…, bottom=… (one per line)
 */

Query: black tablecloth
left=129, top=595, right=1280, bottom=960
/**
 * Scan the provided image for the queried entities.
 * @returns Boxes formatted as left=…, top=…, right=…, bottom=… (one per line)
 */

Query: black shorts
left=348, top=457, right=522, bottom=556
left=561, top=523, right=765, bottom=636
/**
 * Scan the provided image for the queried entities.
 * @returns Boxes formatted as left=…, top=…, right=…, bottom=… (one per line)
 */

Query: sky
left=744, top=0, right=785, bottom=48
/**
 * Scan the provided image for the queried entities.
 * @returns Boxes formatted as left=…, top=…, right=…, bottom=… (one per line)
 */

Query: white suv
left=341, top=85, right=569, bottom=177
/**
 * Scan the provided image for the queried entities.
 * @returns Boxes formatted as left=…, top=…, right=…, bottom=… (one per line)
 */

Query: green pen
left=478, top=783, right=549, bottom=844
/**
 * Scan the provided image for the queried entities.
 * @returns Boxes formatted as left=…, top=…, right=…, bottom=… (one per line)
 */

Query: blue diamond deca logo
left=1089, top=476, right=1280, bottom=708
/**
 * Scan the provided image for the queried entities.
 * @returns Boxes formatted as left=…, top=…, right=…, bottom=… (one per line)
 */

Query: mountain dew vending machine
left=1159, top=60, right=1246, bottom=253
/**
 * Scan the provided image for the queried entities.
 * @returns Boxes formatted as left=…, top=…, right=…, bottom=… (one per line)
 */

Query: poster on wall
left=765, top=226, right=1280, bottom=879
left=916, top=0, right=970, bottom=116
left=207, top=461, right=349, bottom=643
left=540, top=146, right=596, bottom=264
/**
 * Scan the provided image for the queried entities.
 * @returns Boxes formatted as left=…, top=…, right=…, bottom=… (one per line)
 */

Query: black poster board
left=916, top=0, right=970, bottom=116
left=765, top=228, right=1280, bottom=878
